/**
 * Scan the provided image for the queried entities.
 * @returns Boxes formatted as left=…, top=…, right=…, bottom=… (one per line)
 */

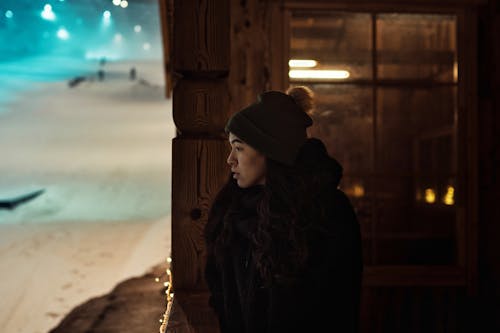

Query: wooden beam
left=168, top=0, right=231, bottom=332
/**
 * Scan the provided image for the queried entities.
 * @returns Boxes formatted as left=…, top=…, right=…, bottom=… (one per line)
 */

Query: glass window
left=290, top=12, right=458, bottom=266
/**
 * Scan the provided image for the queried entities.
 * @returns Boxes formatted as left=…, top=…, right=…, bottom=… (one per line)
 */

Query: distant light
left=424, top=188, right=436, bottom=204
left=114, top=33, right=123, bottom=42
left=112, top=0, right=121, bottom=5
left=41, top=4, right=56, bottom=21
left=352, top=184, right=365, bottom=198
left=57, top=27, right=69, bottom=40
left=102, top=11, right=111, bottom=27
left=59, top=0, right=65, bottom=2
left=289, top=69, right=350, bottom=79
left=134, top=25, right=142, bottom=33
left=443, top=186, right=455, bottom=205
left=5, top=10, right=13, bottom=18
left=143, top=43, right=151, bottom=51
left=120, top=0, right=129, bottom=8
left=289, top=59, right=318, bottom=68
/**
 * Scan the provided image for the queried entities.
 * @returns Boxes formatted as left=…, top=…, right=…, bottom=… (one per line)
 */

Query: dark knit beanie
left=225, top=91, right=313, bottom=166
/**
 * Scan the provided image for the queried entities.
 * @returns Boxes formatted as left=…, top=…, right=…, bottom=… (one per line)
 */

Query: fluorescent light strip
left=289, top=59, right=318, bottom=68
left=289, top=69, right=350, bottom=79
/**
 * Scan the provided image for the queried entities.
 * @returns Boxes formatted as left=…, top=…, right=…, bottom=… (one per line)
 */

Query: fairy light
left=159, top=256, right=174, bottom=333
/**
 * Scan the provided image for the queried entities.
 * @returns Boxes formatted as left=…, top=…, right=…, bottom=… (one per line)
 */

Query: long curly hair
left=204, top=152, right=328, bottom=285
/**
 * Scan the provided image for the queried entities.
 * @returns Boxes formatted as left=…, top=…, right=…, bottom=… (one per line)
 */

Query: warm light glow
left=41, top=5, right=56, bottom=21
left=352, top=184, right=365, bottom=198
left=120, top=0, right=129, bottom=8
left=166, top=268, right=171, bottom=276
left=424, top=188, right=436, bottom=204
left=134, top=25, right=142, bottom=33
left=112, top=0, right=121, bottom=5
left=453, top=60, right=458, bottom=82
left=155, top=277, right=160, bottom=282
left=166, top=257, right=172, bottom=263
left=289, top=59, right=318, bottom=68
left=289, top=69, right=350, bottom=79
left=443, top=186, right=455, bottom=205
left=57, top=28, right=69, bottom=40
left=5, top=10, right=13, bottom=18
left=164, top=282, right=170, bottom=287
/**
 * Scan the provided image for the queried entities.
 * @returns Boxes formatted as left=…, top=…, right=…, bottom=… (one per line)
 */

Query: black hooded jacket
left=204, top=138, right=363, bottom=333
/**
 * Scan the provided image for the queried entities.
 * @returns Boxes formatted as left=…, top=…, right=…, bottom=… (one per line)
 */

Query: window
left=289, top=11, right=461, bottom=268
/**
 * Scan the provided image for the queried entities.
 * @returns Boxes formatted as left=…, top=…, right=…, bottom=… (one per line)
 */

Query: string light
left=159, top=256, right=174, bottom=333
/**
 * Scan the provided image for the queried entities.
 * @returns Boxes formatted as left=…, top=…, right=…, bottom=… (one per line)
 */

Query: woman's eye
left=235, top=147, right=243, bottom=152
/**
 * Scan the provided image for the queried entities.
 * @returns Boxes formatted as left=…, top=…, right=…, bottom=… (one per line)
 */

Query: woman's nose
left=227, top=151, right=235, bottom=166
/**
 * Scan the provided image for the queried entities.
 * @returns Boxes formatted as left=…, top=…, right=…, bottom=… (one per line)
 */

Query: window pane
left=290, top=12, right=372, bottom=80
left=377, top=14, right=457, bottom=82
left=373, top=87, right=458, bottom=265
left=294, top=84, right=375, bottom=265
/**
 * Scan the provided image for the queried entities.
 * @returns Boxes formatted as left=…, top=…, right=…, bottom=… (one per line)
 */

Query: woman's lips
left=233, top=173, right=239, bottom=179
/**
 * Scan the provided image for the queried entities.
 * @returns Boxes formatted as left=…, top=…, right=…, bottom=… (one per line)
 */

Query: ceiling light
left=289, top=69, right=350, bottom=79
left=288, top=59, right=318, bottom=68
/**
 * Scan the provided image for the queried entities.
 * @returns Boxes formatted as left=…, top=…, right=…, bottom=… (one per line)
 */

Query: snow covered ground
left=0, top=59, right=174, bottom=332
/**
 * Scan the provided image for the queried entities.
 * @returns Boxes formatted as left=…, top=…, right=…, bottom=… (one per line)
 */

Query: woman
left=204, top=87, right=362, bottom=333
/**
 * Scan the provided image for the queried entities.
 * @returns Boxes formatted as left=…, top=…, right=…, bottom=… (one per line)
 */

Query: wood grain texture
left=229, top=0, right=273, bottom=115
left=173, top=79, right=229, bottom=135
left=158, top=0, right=173, bottom=98
left=173, top=0, right=230, bottom=73
left=171, top=138, right=230, bottom=291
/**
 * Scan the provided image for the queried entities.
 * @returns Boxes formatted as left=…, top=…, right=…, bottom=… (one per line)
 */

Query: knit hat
left=225, top=90, right=313, bottom=166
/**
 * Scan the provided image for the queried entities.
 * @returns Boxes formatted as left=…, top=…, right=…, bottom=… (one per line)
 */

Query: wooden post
left=168, top=0, right=231, bottom=332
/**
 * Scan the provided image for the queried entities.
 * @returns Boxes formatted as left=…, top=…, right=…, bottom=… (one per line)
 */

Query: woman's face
left=227, top=133, right=266, bottom=188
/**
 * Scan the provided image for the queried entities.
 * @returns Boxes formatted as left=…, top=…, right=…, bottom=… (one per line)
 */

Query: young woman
left=204, top=87, right=362, bottom=333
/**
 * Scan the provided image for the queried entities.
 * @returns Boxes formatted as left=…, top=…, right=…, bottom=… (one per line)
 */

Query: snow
left=0, top=59, right=174, bottom=332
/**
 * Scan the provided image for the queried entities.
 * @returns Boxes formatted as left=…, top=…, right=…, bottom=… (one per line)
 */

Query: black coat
left=205, top=138, right=363, bottom=333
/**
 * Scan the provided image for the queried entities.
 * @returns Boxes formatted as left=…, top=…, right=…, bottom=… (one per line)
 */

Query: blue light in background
left=41, top=4, right=56, bottom=21
left=57, top=27, right=70, bottom=40
left=0, top=0, right=162, bottom=63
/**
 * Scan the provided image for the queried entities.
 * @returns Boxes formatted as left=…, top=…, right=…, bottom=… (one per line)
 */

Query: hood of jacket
left=295, top=137, right=343, bottom=190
